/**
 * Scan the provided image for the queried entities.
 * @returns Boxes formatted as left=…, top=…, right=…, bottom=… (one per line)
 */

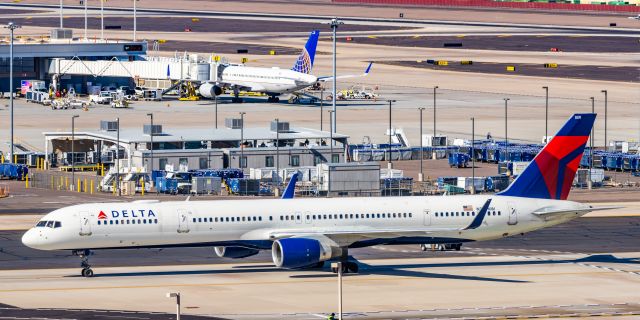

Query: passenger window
left=97, top=221, right=101, bottom=225
left=409, top=213, right=412, bottom=218
left=280, top=216, right=283, bottom=220
left=231, top=217, right=235, bottom=222
left=138, top=219, right=141, bottom=224
left=269, top=216, right=272, bottom=221
left=259, top=216, right=263, bottom=221
left=192, top=218, right=196, bottom=223
left=350, top=214, right=354, bottom=219
left=155, top=219, right=158, bottom=223
left=297, top=215, right=300, bottom=220
left=109, top=220, right=113, bottom=225
left=242, top=217, right=246, bottom=222
left=285, top=216, right=289, bottom=221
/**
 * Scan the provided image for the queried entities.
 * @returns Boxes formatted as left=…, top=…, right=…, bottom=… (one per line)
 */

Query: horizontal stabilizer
left=533, top=206, right=622, bottom=220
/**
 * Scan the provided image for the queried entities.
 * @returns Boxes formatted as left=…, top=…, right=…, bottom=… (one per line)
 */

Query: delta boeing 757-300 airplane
left=22, top=113, right=615, bottom=277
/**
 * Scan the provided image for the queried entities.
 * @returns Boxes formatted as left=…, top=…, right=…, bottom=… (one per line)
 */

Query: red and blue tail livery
left=499, top=113, right=596, bottom=200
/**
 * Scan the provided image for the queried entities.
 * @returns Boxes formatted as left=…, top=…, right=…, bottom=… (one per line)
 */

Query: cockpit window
left=54, top=221, right=62, bottom=228
left=36, top=221, right=47, bottom=227
left=46, top=221, right=55, bottom=228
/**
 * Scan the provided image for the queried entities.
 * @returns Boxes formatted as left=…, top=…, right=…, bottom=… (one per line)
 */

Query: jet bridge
left=47, top=55, right=224, bottom=85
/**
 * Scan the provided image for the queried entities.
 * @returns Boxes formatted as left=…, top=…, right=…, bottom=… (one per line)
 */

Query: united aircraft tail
left=499, top=113, right=596, bottom=200
left=292, top=30, right=319, bottom=74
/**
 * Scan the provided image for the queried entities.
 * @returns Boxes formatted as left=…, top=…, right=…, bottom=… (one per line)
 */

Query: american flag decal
left=463, top=205, right=474, bottom=211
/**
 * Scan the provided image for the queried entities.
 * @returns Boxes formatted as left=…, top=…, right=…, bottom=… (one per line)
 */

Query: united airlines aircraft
left=198, top=30, right=372, bottom=102
left=22, top=114, right=612, bottom=277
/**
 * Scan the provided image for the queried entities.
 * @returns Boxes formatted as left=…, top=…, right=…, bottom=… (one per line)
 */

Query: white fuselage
left=22, top=195, right=588, bottom=251
left=220, top=66, right=318, bottom=94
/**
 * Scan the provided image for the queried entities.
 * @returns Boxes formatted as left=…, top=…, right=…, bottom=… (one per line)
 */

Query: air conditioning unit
left=50, top=28, right=73, bottom=40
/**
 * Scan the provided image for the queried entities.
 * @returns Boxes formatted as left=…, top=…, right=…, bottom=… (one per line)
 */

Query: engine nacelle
left=199, top=83, right=223, bottom=98
left=272, top=238, right=342, bottom=269
left=214, top=246, right=259, bottom=259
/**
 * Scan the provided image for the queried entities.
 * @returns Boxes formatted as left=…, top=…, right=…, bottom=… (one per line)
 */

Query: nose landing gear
left=73, top=249, right=94, bottom=277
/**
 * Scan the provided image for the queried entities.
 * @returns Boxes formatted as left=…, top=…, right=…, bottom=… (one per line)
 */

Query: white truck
left=89, top=91, right=113, bottom=104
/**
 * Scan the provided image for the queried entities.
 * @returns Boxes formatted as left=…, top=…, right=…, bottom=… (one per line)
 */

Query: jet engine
left=271, top=237, right=342, bottom=269
left=198, top=82, right=223, bottom=98
left=214, top=246, right=259, bottom=259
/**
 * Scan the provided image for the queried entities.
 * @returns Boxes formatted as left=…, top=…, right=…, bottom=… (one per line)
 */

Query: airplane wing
left=532, top=205, right=622, bottom=221
left=218, top=81, right=267, bottom=92
left=317, top=62, right=373, bottom=82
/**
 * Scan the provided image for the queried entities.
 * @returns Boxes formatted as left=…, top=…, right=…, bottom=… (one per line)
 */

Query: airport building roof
left=44, top=126, right=348, bottom=144
left=0, top=40, right=147, bottom=58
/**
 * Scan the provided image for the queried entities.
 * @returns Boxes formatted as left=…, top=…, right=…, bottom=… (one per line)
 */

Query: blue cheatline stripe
left=464, top=199, right=492, bottom=230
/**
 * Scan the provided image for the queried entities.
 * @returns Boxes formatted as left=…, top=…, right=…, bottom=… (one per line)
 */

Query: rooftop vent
left=270, top=120, right=290, bottom=133
left=225, top=118, right=243, bottom=129
left=100, top=120, right=118, bottom=132
left=143, top=124, right=162, bottom=136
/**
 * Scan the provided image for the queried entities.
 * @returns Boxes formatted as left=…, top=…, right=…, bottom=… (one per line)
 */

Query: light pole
left=116, top=117, right=121, bottom=196
left=601, top=89, right=608, bottom=150
left=504, top=98, right=510, bottom=163
left=543, top=86, right=549, bottom=144
left=59, top=0, right=63, bottom=28
left=100, top=0, right=104, bottom=39
left=329, top=18, right=343, bottom=134
left=239, top=112, right=245, bottom=171
left=5, top=22, right=20, bottom=164
left=433, top=86, right=438, bottom=137
left=147, top=113, right=154, bottom=180
left=71, top=115, right=79, bottom=191
left=274, top=118, right=281, bottom=189
left=328, top=111, right=334, bottom=163
left=214, top=93, right=218, bottom=129
left=418, top=107, right=425, bottom=182
left=471, top=117, right=475, bottom=194
left=166, top=292, right=181, bottom=320
left=387, top=100, right=396, bottom=168
left=83, top=0, right=87, bottom=39
left=133, top=0, right=137, bottom=41
left=337, top=261, right=343, bottom=320
left=589, top=97, right=594, bottom=190
left=320, top=87, right=324, bottom=131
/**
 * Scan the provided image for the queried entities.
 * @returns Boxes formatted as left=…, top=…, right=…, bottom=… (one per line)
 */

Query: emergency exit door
left=507, top=203, right=518, bottom=225
left=423, top=209, right=431, bottom=226
left=177, top=209, right=191, bottom=233
left=79, top=211, right=93, bottom=236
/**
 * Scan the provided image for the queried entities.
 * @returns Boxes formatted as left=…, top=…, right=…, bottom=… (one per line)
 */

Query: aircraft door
left=79, top=211, right=93, bottom=236
left=423, top=209, right=431, bottom=226
left=507, top=202, right=518, bottom=225
left=177, top=209, right=191, bottom=233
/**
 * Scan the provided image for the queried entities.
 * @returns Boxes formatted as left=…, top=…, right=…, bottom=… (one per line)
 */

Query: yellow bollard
left=1, top=154, right=4, bottom=163
left=77, top=178, right=81, bottom=192
left=101, top=163, right=104, bottom=176
left=90, top=180, right=94, bottom=194
left=25, top=174, right=29, bottom=188
left=141, top=178, right=145, bottom=196
left=14, top=154, right=17, bottom=164
left=65, top=177, right=69, bottom=190
left=113, top=180, right=116, bottom=196
left=84, top=178, right=87, bottom=193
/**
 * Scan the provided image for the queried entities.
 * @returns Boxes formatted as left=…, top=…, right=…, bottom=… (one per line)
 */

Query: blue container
left=151, top=170, right=166, bottom=182
left=486, top=175, right=510, bottom=192
left=448, top=153, right=469, bottom=168
left=155, top=177, right=178, bottom=194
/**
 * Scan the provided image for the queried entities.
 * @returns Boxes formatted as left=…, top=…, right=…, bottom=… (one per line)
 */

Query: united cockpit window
left=36, top=221, right=47, bottom=227
left=46, top=221, right=55, bottom=228
left=54, top=221, right=62, bottom=228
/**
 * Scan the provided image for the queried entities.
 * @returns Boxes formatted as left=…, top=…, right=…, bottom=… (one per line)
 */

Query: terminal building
left=43, top=119, right=349, bottom=172
left=0, top=29, right=147, bottom=92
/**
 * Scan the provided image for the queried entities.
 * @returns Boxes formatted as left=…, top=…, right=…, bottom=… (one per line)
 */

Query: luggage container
left=443, top=184, right=465, bottom=194
left=486, top=175, right=510, bottom=192
left=604, top=153, right=622, bottom=171
left=448, top=153, right=469, bottom=168
left=192, top=176, right=222, bottom=195
left=573, top=168, right=605, bottom=187
left=457, top=177, right=485, bottom=192
left=228, top=178, right=260, bottom=195
left=155, top=177, right=178, bottom=194
left=437, top=176, right=458, bottom=188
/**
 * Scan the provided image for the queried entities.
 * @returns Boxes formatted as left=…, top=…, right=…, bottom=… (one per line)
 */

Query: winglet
left=364, top=62, right=373, bottom=75
left=464, top=199, right=491, bottom=230
left=281, top=172, right=299, bottom=199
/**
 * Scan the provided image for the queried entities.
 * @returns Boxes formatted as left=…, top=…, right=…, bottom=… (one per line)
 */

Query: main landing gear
left=267, top=96, right=280, bottom=103
left=331, top=248, right=359, bottom=274
left=73, top=249, right=94, bottom=277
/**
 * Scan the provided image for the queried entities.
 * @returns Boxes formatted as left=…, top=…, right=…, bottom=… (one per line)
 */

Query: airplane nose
left=21, top=229, right=41, bottom=249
